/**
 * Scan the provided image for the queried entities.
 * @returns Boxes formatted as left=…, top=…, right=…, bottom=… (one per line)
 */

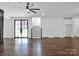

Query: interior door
left=65, top=24, right=73, bottom=36
left=14, top=20, right=28, bottom=38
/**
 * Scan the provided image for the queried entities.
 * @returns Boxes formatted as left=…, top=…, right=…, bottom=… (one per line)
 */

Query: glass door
left=14, top=20, right=28, bottom=38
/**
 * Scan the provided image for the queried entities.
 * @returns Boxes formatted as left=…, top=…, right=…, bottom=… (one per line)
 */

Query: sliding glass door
left=14, top=20, right=28, bottom=38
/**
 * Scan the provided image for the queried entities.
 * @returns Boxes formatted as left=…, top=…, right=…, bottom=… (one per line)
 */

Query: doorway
left=65, top=24, right=73, bottom=36
left=14, top=20, right=28, bottom=38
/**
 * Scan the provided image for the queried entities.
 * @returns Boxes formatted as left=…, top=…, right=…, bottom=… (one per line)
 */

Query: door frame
left=14, top=19, right=28, bottom=38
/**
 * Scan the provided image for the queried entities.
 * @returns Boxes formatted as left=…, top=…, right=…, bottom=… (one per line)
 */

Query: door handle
left=20, top=28, right=22, bottom=34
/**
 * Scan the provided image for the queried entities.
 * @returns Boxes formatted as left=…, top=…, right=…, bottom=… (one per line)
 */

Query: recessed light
left=26, top=9, right=29, bottom=12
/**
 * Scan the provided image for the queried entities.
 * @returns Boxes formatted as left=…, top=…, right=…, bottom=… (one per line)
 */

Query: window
left=32, top=17, right=41, bottom=26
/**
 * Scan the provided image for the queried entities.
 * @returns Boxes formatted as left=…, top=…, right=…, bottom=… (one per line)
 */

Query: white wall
left=73, top=18, right=79, bottom=37
left=41, top=17, right=65, bottom=38
left=4, top=18, right=12, bottom=38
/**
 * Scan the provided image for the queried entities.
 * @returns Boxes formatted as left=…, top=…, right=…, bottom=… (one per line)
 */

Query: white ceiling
left=0, top=2, right=79, bottom=18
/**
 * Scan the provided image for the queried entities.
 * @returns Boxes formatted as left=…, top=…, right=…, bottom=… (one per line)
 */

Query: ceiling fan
left=26, top=2, right=40, bottom=13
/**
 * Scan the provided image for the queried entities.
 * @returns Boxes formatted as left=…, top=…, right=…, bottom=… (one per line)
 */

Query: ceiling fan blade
left=30, top=8, right=40, bottom=10
left=29, top=9, right=37, bottom=13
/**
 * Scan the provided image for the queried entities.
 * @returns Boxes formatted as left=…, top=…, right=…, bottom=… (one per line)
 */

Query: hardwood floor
left=0, top=37, right=79, bottom=56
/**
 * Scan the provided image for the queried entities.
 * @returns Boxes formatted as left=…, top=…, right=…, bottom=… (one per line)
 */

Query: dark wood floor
left=0, top=37, right=79, bottom=56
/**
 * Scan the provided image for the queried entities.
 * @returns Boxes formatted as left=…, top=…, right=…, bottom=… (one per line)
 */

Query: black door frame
left=14, top=19, right=28, bottom=38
